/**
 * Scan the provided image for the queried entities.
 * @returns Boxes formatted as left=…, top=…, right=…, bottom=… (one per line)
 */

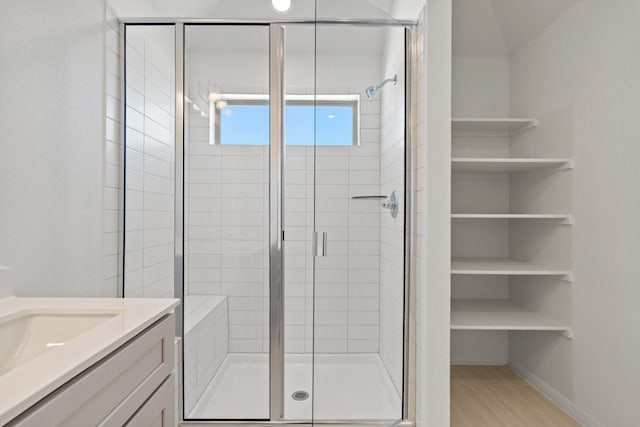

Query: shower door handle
left=313, top=231, right=328, bottom=257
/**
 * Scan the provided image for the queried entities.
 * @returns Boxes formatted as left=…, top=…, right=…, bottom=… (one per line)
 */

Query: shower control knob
left=382, top=191, right=399, bottom=218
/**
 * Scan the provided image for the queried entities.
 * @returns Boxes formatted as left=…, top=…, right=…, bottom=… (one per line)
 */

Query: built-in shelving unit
left=451, top=118, right=538, bottom=133
left=452, top=214, right=573, bottom=223
left=451, top=299, right=572, bottom=338
left=451, top=258, right=573, bottom=281
left=452, top=158, right=572, bottom=173
left=450, top=115, right=574, bottom=342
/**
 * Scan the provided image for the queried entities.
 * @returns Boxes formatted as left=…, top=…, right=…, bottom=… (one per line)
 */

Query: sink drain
left=291, top=390, right=309, bottom=401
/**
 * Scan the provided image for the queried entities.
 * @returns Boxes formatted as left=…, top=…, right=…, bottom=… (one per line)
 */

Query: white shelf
left=452, top=158, right=572, bottom=173
left=452, top=214, right=573, bottom=224
left=451, top=118, right=537, bottom=133
left=451, top=258, right=572, bottom=281
left=451, top=299, right=572, bottom=337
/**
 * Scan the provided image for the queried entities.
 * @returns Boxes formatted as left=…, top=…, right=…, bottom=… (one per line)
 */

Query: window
left=208, top=94, right=360, bottom=146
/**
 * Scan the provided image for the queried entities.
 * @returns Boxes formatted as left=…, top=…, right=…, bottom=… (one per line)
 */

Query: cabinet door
left=124, top=375, right=175, bottom=427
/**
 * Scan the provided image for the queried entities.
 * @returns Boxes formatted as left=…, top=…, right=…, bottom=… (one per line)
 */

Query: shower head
left=365, top=85, right=379, bottom=99
left=365, top=74, right=398, bottom=99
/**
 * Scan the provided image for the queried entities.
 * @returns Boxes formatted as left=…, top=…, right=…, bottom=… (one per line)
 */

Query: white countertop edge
left=0, top=297, right=180, bottom=425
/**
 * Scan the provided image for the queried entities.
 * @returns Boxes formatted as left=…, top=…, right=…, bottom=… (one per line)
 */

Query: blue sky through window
left=219, top=103, right=354, bottom=146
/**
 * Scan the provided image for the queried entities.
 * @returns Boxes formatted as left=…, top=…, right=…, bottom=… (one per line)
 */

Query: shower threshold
left=187, top=353, right=401, bottom=421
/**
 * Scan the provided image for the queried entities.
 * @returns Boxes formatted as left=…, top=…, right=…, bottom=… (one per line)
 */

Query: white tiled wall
left=287, top=98, right=382, bottom=354
left=123, top=26, right=176, bottom=298
left=103, top=6, right=123, bottom=294
left=413, top=9, right=427, bottom=412
left=185, top=96, right=382, bottom=354
left=183, top=295, right=229, bottom=415
left=379, top=25, right=408, bottom=394
left=184, top=121, right=270, bottom=352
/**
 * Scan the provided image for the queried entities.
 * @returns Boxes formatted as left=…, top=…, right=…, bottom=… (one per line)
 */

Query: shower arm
left=373, top=76, right=398, bottom=91
left=379, top=76, right=397, bottom=87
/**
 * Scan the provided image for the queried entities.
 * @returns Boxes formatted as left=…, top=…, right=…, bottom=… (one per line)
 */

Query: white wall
left=452, top=57, right=510, bottom=118
left=415, top=1, right=451, bottom=426
left=0, top=0, right=107, bottom=297
left=509, top=1, right=640, bottom=425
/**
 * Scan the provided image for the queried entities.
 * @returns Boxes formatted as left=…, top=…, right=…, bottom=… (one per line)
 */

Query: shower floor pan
left=188, top=353, right=401, bottom=421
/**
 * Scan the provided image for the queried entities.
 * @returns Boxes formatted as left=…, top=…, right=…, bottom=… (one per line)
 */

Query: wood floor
left=451, top=366, right=580, bottom=427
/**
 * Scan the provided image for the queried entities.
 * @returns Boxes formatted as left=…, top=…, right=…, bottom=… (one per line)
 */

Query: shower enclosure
left=121, top=6, right=416, bottom=425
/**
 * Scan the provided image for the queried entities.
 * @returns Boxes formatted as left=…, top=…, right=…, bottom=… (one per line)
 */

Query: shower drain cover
left=291, top=390, right=310, bottom=401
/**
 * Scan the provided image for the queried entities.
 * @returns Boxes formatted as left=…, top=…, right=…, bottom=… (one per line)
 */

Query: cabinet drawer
left=9, top=314, right=174, bottom=427
left=124, top=375, right=175, bottom=427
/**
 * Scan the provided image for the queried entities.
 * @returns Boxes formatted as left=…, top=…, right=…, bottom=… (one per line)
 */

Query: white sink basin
left=0, top=310, right=120, bottom=375
left=0, top=297, right=179, bottom=425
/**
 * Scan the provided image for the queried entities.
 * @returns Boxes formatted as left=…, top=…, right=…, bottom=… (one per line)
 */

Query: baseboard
left=510, top=362, right=600, bottom=427
left=450, top=356, right=508, bottom=365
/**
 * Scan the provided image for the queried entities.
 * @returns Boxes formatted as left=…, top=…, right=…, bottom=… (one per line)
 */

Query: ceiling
left=453, top=0, right=579, bottom=56
left=114, top=0, right=581, bottom=57
left=110, top=0, right=396, bottom=21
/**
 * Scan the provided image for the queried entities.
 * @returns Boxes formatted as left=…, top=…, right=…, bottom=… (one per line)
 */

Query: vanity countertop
left=0, top=297, right=179, bottom=425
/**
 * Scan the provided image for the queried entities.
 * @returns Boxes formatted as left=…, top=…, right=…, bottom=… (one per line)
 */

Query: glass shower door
left=311, top=24, right=407, bottom=423
left=121, top=16, right=412, bottom=426
left=180, top=23, right=317, bottom=423
left=281, top=24, right=316, bottom=422
left=182, top=24, right=271, bottom=420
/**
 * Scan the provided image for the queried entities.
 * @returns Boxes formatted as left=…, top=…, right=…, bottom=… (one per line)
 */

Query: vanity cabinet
left=7, top=314, right=175, bottom=427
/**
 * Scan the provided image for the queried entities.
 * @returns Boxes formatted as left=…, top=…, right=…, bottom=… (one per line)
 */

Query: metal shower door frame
left=269, top=23, right=286, bottom=421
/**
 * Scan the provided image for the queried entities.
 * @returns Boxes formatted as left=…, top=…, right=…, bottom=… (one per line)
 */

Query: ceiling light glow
left=272, top=0, right=291, bottom=13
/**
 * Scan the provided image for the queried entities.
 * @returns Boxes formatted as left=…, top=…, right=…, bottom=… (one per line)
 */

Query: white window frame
left=208, top=93, right=361, bottom=146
